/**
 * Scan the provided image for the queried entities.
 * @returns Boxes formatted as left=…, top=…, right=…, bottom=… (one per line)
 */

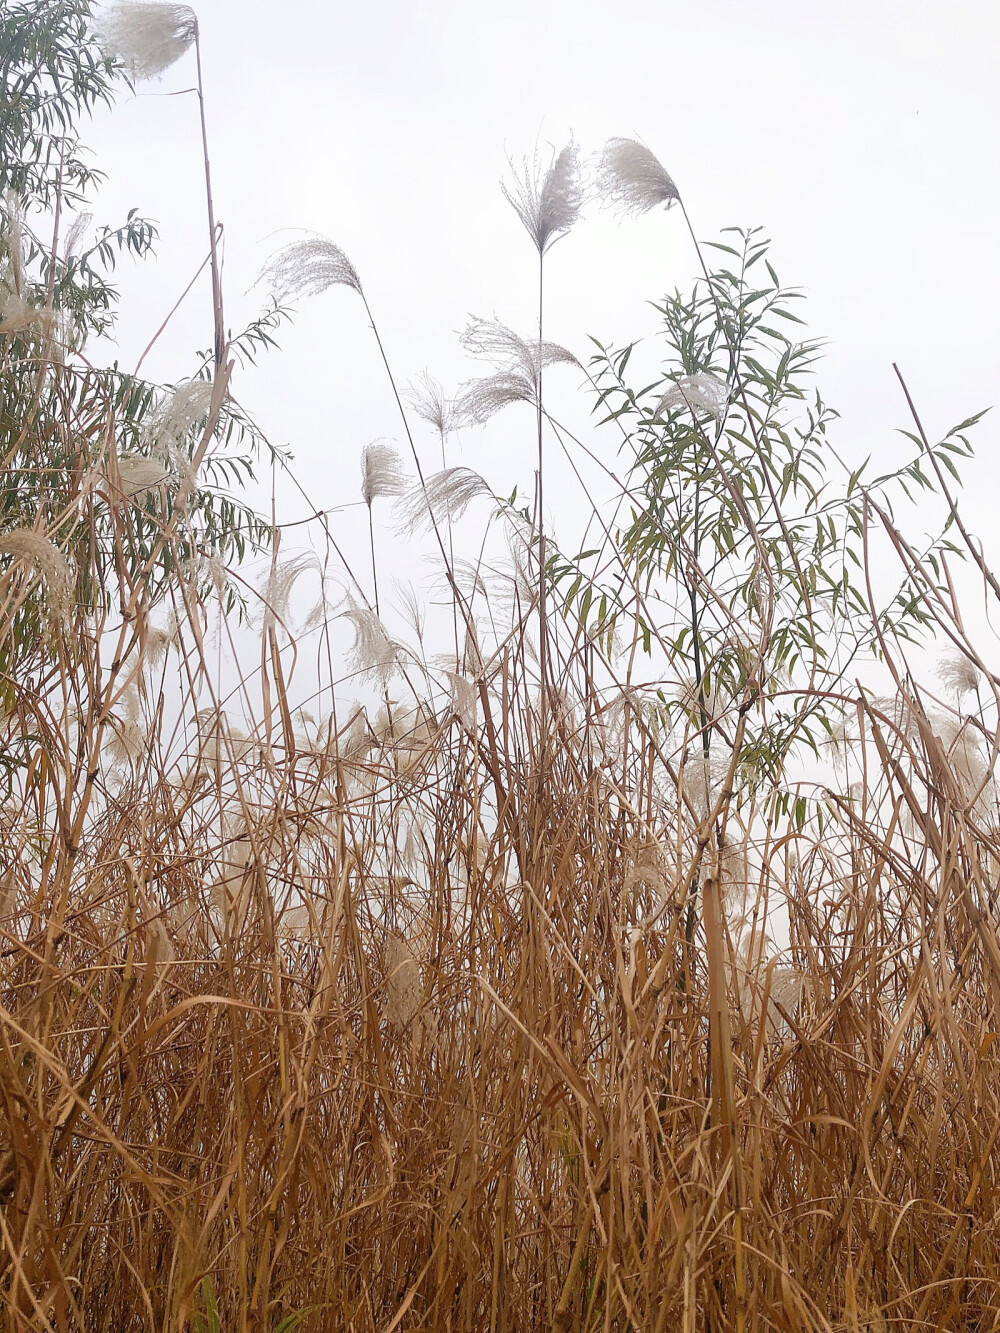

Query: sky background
left=82, top=0, right=1000, bottom=619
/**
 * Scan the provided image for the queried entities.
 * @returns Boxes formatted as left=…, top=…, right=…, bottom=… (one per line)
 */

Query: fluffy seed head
left=0, top=293, right=56, bottom=336
left=117, top=455, right=172, bottom=499
left=147, top=377, right=215, bottom=471
left=261, top=551, right=320, bottom=631
left=0, top=529, right=72, bottom=624
left=361, top=441, right=406, bottom=506
left=395, top=467, right=493, bottom=536
left=454, top=318, right=578, bottom=425
left=259, top=236, right=363, bottom=302
left=339, top=590, right=404, bottom=685
left=406, top=371, right=459, bottom=439
left=653, top=371, right=728, bottom=422
left=502, top=139, right=583, bottom=254
left=597, top=137, right=680, bottom=217
left=937, top=652, right=980, bottom=699
left=93, top=2, right=198, bottom=80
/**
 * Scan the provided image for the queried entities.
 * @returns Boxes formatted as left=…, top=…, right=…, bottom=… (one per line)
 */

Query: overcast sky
left=84, top=0, right=1000, bottom=588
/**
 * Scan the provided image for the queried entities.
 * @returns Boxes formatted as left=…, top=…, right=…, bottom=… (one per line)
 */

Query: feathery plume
left=445, top=671, right=478, bottom=729
left=93, top=2, right=198, bottom=80
left=339, top=590, right=404, bottom=684
left=454, top=317, right=578, bottom=425
left=502, top=138, right=583, bottom=254
left=0, top=529, right=72, bottom=623
left=653, top=371, right=728, bottom=422
left=260, top=551, right=320, bottom=630
left=145, top=615, right=180, bottom=669
left=460, top=316, right=577, bottom=376
left=106, top=684, right=145, bottom=765
left=259, top=235, right=363, bottom=302
left=64, top=212, right=92, bottom=259
left=116, top=455, right=172, bottom=499
left=597, top=137, right=680, bottom=217
left=395, top=467, right=492, bottom=536
left=937, top=652, right=980, bottom=699
left=407, top=371, right=460, bottom=439
left=453, top=371, right=539, bottom=427
left=393, top=580, right=426, bottom=645
left=147, top=377, right=215, bottom=471
left=361, top=441, right=406, bottom=506
left=0, top=292, right=56, bottom=336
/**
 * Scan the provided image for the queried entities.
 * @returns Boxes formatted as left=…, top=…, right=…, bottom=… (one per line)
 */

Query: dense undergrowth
left=2, top=3, right=1000, bottom=1331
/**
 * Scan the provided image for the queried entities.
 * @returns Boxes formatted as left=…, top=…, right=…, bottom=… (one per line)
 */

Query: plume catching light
left=339, top=591, right=404, bottom=684
left=116, top=455, right=172, bottom=499
left=0, top=529, right=73, bottom=624
left=597, top=137, right=680, bottom=217
left=361, top=441, right=406, bottom=506
left=93, top=2, right=198, bottom=80
left=396, top=467, right=493, bottom=536
left=653, top=371, right=728, bottom=422
left=937, top=652, right=981, bottom=699
left=454, top=318, right=578, bottom=426
left=407, top=371, right=460, bottom=439
left=259, top=236, right=363, bottom=302
left=502, top=139, right=583, bottom=254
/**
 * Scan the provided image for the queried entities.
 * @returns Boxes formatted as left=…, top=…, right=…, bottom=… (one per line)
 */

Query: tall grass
left=3, top=7, right=1000, bottom=1331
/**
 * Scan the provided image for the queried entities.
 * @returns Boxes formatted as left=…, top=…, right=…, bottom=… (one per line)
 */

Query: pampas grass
left=93, top=1, right=198, bottom=80
left=596, top=135, right=681, bottom=216
left=260, top=234, right=363, bottom=301
left=501, top=138, right=583, bottom=255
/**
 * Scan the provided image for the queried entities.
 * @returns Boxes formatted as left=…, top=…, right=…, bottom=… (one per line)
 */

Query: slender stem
left=194, top=27, right=225, bottom=370
left=367, top=504, right=379, bottom=616
left=536, top=248, right=548, bottom=728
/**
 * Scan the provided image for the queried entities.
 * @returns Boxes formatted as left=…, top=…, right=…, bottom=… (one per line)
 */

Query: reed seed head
left=259, top=236, right=363, bottom=302
left=361, top=441, right=406, bottom=506
left=502, top=138, right=583, bottom=254
left=93, top=2, right=198, bottom=80
left=596, top=137, right=680, bottom=217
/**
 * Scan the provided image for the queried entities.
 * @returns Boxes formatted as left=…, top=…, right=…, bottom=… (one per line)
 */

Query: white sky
left=84, top=0, right=1000, bottom=607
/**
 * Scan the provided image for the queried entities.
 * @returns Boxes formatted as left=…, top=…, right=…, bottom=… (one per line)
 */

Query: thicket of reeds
left=3, top=3, right=1000, bottom=1330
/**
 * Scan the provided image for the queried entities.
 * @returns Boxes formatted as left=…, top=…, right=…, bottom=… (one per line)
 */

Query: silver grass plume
left=260, top=551, right=320, bottom=631
left=64, top=213, right=92, bottom=260
left=597, top=137, right=680, bottom=217
left=0, top=529, right=72, bottom=624
left=259, top=235, right=363, bottom=302
left=461, top=315, right=577, bottom=374
left=0, top=293, right=56, bottom=337
left=393, top=580, right=427, bottom=646
left=937, top=652, right=980, bottom=699
left=361, top=441, right=406, bottom=506
left=147, top=378, right=215, bottom=472
left=653, top=371, right=728, bottom=422
left=116, top=455, right=173, bottom=499
left=395, top=467, right=492, bottom=536
left=454, top=317, right=578, bottom=426
left=93, top=2, right=198, bottom=80
left=406, top=371, right=460, bottom=439
left=339, top=590, right=404, bottom=684
left=502, top=138, right=583, bottom=254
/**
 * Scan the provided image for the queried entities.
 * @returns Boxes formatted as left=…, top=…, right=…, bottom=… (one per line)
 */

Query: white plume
left=597, top=138, right=680, bottom=217
left=259, top=235, right=363, bottom=302
left=653, top=371, right=728, bottom=422
left=502, top=139, right=583, bottom=254
left=361, top=441, right=406, bottom=506
left=93, top=2, right=198, bottom=80
left=395, top=467, right=493, bottom=536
